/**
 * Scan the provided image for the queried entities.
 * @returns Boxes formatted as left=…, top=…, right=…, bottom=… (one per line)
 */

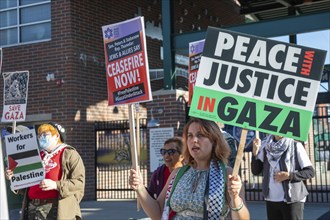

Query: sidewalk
left=8, top=200, right=330, bottom=220
left=80, top=200, right=330, bottom=220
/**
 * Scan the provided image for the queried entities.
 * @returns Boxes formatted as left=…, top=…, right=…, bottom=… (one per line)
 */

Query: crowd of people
left=129, top=117, right=316, bottom=220
left=2, top=118, right=316, bottom=220
left=129, top=118, right=250, bottom=219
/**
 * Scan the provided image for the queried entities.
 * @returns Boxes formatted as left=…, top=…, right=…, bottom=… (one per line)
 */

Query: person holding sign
left=129, top=118, right=249, bottom=219
left=147, top=137, right=184, bottom=199
left=251, top=135, right=315, bottom=220
left=5, top=122, right=85, bottom=220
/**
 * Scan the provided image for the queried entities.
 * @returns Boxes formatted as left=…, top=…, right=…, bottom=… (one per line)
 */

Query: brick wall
left=0, top=0, right=244, bottom=200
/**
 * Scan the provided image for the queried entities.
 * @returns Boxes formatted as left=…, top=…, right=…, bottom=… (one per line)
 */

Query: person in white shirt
left=251, top=134, right=315, bottom=220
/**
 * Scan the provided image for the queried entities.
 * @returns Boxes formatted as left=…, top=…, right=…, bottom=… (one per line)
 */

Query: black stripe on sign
left=10, top=149, right=39, bottom=160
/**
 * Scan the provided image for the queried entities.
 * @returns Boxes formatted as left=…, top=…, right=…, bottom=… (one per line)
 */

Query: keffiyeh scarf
left=41, top=143, right=67, bottom=169
left=265, top=135, right=295, bottom=196
left=206, top=160, right=226, bottom=219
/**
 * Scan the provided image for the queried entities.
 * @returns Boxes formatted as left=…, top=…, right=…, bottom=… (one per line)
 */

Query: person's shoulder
left=225, top=165, right=233, bottom=175
left=62, top=145, right=82, bottom=157
left=173, top=165, right=189, bottom=176
left=221, top=130, right=233, bottom=138
left=153, top=164, right=166, bottom=173
left=292, top=140, right=305, bottom=149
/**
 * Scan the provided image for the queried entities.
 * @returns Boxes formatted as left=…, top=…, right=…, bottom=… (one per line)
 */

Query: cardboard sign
left=2, top=71, right=29, bottom=122
left=5, top=129, right=44, bottom=190
left=102, top=16, right=152, bottom=106
left=149, top=127, right=174, bottom=172
left=188, top=39, right=205, bottom=106
left=189, top=27, right=327, bottom=141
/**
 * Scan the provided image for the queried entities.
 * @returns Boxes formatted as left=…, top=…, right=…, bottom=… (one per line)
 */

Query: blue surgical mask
left=38, top=135, right=57, bottom=151
left=38, top=136, right=51, bottom=150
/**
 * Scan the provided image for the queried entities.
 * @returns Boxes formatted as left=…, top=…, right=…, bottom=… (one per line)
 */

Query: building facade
left=0, top=0, right=244, bottom=200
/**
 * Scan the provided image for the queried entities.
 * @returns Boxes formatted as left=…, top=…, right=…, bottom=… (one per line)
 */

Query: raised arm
left=129, top=168, right=163, bottom=219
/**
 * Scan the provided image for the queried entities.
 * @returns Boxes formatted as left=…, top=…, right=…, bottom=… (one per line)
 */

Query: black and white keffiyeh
left=265, top=135, right=295, bottom=194
left=207, top=160, right=226, bottom=220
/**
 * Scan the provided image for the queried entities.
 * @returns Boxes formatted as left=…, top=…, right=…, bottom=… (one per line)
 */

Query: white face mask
left=38, top=135, right=58, bottom=151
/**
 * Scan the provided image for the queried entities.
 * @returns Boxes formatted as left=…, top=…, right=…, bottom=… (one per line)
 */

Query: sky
left=271, top=30, right=330, bottom=64
left=271, top=29, right=330, bottom=92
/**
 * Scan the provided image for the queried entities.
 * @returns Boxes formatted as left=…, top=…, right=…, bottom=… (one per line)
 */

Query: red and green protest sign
left=102, top=16, right=152, bottom=106
left=189, top=27, right=327, bottom=141
left=188, top=39, right=205, bottom=106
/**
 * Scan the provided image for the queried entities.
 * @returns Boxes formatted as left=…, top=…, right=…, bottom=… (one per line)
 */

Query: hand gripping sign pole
left=128, top=104, right=141, bottom=211
left=232, top=129, right=248, bottom=177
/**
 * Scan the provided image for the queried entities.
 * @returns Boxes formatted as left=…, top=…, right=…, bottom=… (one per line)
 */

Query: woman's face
left=161, top=142, right=182, bottom=170
left=186, top=122, right=213, bottom=162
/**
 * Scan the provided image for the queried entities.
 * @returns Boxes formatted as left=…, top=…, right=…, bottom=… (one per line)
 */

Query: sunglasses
left=160, top=148, right=178, bottom=156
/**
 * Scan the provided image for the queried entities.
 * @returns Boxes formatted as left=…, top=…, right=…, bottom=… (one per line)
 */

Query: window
left=0, top=0, right=51, bottom=47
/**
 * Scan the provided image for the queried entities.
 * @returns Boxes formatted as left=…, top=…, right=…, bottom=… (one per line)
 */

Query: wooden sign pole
left=232, top=128, right=248, bottom=177
left=128, top=104, right=141, bottom=211
left=128, top=104, right=138, bottom=170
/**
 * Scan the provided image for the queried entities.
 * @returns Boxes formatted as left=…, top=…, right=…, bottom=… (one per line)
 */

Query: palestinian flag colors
left=189, top=27, right=327, bottom=141
left=5, top=128, right=44, bottom=190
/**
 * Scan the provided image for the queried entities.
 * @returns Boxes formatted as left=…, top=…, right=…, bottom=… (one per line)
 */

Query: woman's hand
left=5, top=169, right=14, bottom=180
left=129, top=167, right=144, bottom=191
left=252, top=138, right=261, bottom=156
left=227, top=174, right=242, bottom=198
left=40, top=179, right=58, bottom=191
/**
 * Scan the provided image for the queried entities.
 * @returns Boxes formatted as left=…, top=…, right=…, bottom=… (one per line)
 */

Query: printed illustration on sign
left=2, top=71, right=29, bottom=122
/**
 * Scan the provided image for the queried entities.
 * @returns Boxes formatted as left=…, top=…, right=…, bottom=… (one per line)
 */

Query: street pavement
left=8, top=200, right=330, bottom=220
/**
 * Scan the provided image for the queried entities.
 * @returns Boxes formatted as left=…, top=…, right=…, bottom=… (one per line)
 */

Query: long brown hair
left=182, top=118, right=230, bottom=165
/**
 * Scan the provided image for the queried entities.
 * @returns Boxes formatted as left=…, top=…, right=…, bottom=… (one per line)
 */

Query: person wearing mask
left=251, top=134, right=315, bottom=220
left=147, top=137, right=184, bottom=199
left=129, top=117, right=250, bottom=219
left=5, top=122, right=85, bottom=220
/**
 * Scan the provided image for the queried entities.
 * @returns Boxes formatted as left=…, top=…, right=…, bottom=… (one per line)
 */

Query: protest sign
left=5, top=129, right=44, bottom=190
left=2, top=71, right=29, bottom=122
left=189, top=27, right=327, bottom=141
left=149, top=127, right=174, bottom=172
left=102, top=16, right=152, bottom=106
left=188, top=40, right=205, bottom=106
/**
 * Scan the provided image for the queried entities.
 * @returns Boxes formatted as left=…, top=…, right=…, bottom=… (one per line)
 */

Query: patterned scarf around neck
left=265, top=135, right=291, bottom=162
left=206, top=160, right=226, bottom=219
left=42, top=143, right=66, bottom=167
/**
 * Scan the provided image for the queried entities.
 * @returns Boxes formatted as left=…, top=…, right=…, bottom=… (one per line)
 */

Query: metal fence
left=95, top=119, right=148, bottom=199
left=95, top=106, right=329, bottom=202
